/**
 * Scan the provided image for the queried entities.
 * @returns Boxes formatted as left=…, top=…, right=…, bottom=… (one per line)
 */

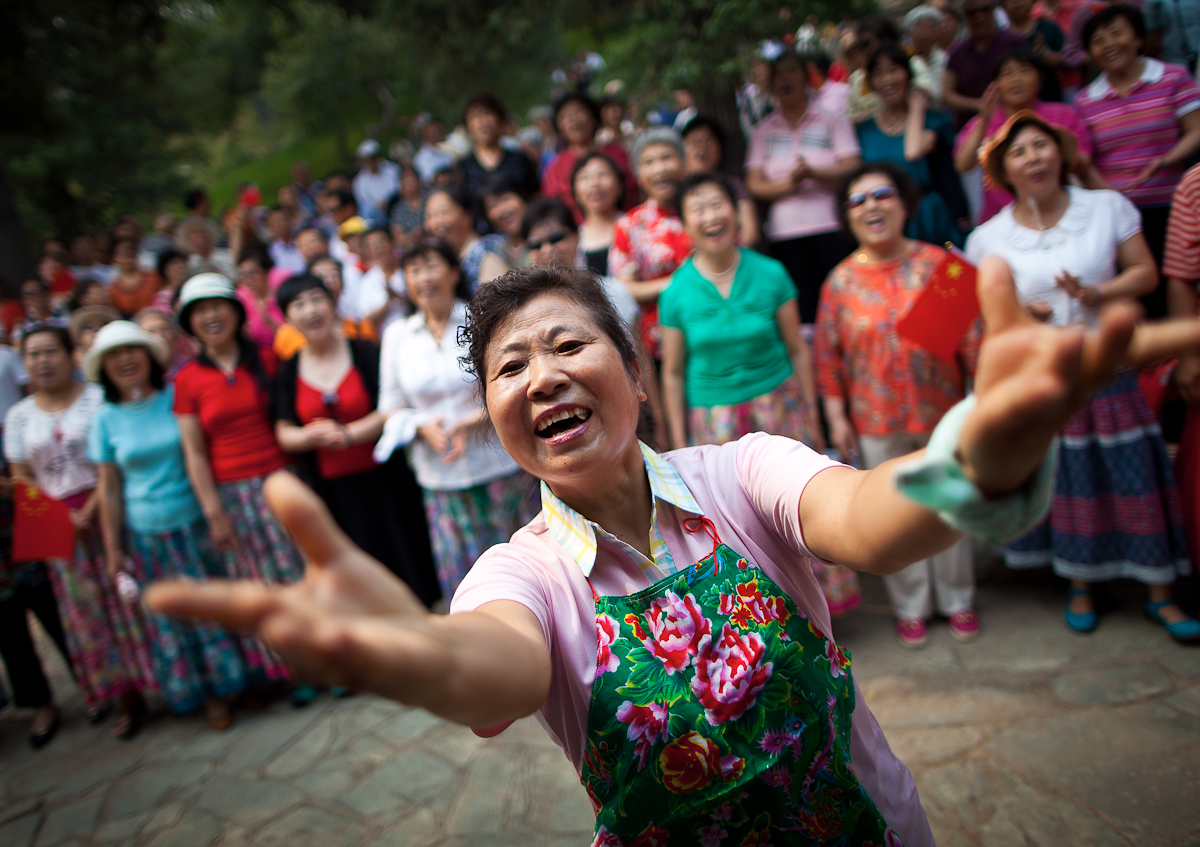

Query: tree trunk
left=0, top=162, right=35, bottom=297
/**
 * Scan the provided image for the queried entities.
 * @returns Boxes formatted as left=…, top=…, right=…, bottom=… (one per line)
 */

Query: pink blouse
left=236, top=286, right=285, bottom=348
left=451, top=434, right=934, bottom=846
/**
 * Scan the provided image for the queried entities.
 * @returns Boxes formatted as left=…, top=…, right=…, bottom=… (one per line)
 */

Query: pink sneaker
left=948, top=610, right=981, bottom=642
left=896, top=618, right=928, bottom=649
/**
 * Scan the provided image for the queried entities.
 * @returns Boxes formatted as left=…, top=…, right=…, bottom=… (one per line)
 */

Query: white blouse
left=374, top=300, right=519, bottom=491
left=4, top=384, right=104, bottom=500
left=965, top=187, right=1142, bottom=328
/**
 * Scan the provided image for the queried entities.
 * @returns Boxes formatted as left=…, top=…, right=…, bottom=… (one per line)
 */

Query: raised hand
left=958, top=256, right=1200, bottom=498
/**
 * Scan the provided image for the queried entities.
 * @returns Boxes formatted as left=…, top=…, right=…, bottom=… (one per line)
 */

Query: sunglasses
left=845, top=184, right=899, bottom=209
left=527, top=231, right=568, bottom=251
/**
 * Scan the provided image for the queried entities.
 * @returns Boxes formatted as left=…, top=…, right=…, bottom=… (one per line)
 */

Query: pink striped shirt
left=1164, top=164, right=1200, bottom=282
left=1075, top=58, right=1200, bottom=208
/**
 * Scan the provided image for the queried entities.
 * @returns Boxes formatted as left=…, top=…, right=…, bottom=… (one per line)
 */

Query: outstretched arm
left=146, top=473, right=552, bottom=727
left=799, top=254, right=1200, bottom=575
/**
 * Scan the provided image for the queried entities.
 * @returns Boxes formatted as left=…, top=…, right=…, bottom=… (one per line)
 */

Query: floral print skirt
left=217, top=475, right=306, bottom=682
left=128, top=517, right=247, bottom=714
left=421, top=470, right=539, bottom=600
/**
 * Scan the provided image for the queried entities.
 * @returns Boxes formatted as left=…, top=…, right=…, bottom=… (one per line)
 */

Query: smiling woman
left=146, top=260, right=1200, bottom=845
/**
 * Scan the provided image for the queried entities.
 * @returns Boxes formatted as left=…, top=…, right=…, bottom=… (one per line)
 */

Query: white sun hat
left=84, top=320, right=170, bottom=383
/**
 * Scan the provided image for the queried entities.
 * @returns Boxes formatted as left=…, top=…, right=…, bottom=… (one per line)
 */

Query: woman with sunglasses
left=815, top=163, right=981, bottom=648
left=374, top=240, right=537, bottom=600
left=272, top=274, right=440, bottom=608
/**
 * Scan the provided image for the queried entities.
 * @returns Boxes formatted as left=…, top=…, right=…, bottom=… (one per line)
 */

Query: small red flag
left=13, top=481, right=75, bottom=561
left=896, top=247, right=981, bottom=364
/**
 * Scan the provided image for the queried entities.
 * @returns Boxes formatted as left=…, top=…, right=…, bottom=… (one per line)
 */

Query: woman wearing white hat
left=87, top=321, right=248, bottom=730
left=171, top=274, right=305, bottom=690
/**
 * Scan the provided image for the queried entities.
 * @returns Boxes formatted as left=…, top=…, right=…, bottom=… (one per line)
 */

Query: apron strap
left=682, top=515, right=721, bottom=564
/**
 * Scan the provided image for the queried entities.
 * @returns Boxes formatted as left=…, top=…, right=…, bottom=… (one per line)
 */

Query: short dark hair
left=859, top=14, right=902, bottom=44
left=680, top=116, right=727, bottom=169
left=867, top=43, right=914, bottom=83
left=677, top=172, right=739, bottom=223
left=769, top=50, right=806, bottom=84
left=236, top=245, right=274, bottom=270
left=296, top=226, right=328, bottom=245
left=365, top=226, right=393, bottom=242
left=481, top=170, right=531, bottom=203
left=804, top=52, right=834, bottom=77
left=521, top=197, right=576, bottom=241
left=156, top=248, right=186, bottom=280
left=20, top=324, right=74, bottom=356
left=460, top=266, right=637, bottom=398
left=276, top=273, right=332, bottom=314
left=333, top=189, right=356, bottom=211
left=836, top=162, right=921, bottom=239
left=100, top=352, right=166, bottom=404
left=1083, top=3, right=1145, bottom=52
left=463, top=92, right=507, bottom=125
left=553, top=93, right=601, bottom=130
left=401, top=238, right=471, bottom=302
left=570, top=151, right=627, bottom=211
left=68, top=277, right=105, bottom=312
left=307, top=254, right=341, bottom=275
left=183, top=189, right=207, bottom=210
left=426, top=183, right=473, bottom=215
left=995, top=47, right=1045, bottom=81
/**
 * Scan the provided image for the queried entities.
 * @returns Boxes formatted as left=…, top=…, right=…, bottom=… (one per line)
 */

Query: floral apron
left=582, top=521, right=898, bottom=846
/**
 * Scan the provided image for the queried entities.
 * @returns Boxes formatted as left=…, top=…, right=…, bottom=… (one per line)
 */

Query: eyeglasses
left=527, top=231, right=568, bottom=251
left=845, top=185, right=899, bottom=209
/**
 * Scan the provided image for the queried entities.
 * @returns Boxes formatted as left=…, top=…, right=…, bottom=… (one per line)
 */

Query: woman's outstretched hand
left=145, top=473, right=551, bottom=724
left=958, top=256, right=1200, bottom=498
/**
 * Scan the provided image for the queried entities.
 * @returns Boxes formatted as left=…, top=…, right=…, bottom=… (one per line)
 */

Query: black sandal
left=29, top=706, right=60, bottom=750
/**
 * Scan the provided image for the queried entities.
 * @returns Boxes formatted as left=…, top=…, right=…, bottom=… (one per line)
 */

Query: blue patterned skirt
left=1006, top=369, right=1191, bottom=584
left=128, top=518, right=247, bottom=713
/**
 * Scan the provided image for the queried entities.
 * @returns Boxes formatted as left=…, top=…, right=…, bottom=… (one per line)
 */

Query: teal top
left=659, top=248, right=796, bottom=408
left=855, top=109, right=956, bottom=189
left=87, top=386, right=204, bottom=534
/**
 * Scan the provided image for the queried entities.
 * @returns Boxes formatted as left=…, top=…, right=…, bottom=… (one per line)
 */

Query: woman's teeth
left=536, top=406, right=592, bottom=436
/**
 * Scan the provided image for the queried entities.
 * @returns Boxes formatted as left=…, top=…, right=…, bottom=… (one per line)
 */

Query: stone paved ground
left=1, top=555, right=1198, bottom=847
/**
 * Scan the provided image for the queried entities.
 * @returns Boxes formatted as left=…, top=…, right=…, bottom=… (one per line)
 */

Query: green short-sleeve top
left=659, top=247, right=797, bottom=408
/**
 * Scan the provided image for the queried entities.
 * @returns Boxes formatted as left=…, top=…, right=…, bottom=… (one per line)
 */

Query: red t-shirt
left=172, top=348, right=287, bottom=483
left=294, top=367, right=377, bottom=480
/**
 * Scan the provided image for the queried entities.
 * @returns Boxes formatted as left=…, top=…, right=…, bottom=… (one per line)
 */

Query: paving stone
left=291, top=753, right=371, bottom=799
left=374, top=807, right=442, bottom=846
left=861, top=676, right=1046, bottom=729
left=0, top=811, right=43, bottom=847
left=986, top=710, right=1200, bottom=842
left=142, top=809, right=221, bottom=847
left=141, top=801, right=185, bottom=835
left=339, top=749, right=464, bottom=817
left=1165, top=683, right=1200, bottom=719
left=16, top=747, right=141, bottom=801
left=91, top=811, right=152, bottom=843
left=262, top=714, right=337, bottom=778
left=214, top=704, right=327, bottom=775
left=105, top=758, right=212, bottom=820
left=1051, top=665, right=1172, bottom=706
left=1159, top=647, right=1200, bottom=679
left=371, top=705, right=444, bottom=747
left=192, top=776, right=307, bottom=826
left=253, top=806, right=365, bottom=847
left=446, top=745, right=525, bottom=834
left=880, top=725, right=986, bottom=766
left=33, top=791, right=104, bottom=846
left=521, top=749, right=594, bottom=833
left=0, top=799, right=41, bottom=827
left=835, top=615, right=961, bottom=681
left=416, top=722, right=488, bottom=767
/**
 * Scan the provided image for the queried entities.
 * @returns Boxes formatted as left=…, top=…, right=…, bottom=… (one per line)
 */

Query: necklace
left=877, top=110, right=907, bottom=136
left=695, top=252, right=740, bottom=291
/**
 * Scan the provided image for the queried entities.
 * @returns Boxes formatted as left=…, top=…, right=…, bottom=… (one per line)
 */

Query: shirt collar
left=540, top=441, right=704, bottom=576
left=1086, top=57, right=1165, bottom=99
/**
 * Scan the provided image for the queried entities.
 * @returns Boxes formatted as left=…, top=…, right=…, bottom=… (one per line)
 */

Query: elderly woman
left=817, top=163, right=981, bottom=646
left=87, top=321, right=247, bottom=729
left=150, top=258, right=1200, bottom=847
left=423, top=185, right=510, bottom=295
left=272, top=275, right=439, bottom=607
left=460, top=93, right=538, bottom=229
left=680, top=117, right=761, bottom=247
left=610, top=127, right=694, bottom=360
left=966, top=111, right=1198, bottom=640
left=572, top=152, right=626, bottom=278
left=954, top=48, right=1093, bottom=224
left=5, top=325, right=155, bottom=739
left=905, top=5, right=950, bottom=106
left=857, top=44, right=967, bottom=247
left=747, top=50, right=862, bottom=324
left=172, top=274, right=307, bottom=683
left=541, top=93, right=638, bottom=223
left=374, top=240, right=537, bottom=598
left=1074, top=4, right=1200, bottom=315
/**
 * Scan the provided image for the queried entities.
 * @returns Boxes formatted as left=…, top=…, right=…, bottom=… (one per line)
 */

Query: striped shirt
left=1164, top=163, right=1200, bottom=281
left=1075, top=58, right=1200, bottom=207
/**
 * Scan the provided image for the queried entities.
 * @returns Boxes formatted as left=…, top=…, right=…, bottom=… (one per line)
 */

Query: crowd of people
left=1, top=0, right=1199, bottom=775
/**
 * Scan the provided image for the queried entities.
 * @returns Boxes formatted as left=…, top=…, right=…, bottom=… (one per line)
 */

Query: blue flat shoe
left=290, top=684, right=318, bottom=708
left=1145, top=600, right=1200, bottom=645
left=1064, top=588, right=1097, bottom=634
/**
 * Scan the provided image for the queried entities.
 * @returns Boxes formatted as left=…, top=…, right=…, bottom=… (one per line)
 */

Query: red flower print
left=615, top=700, right=670, bottom=769
left=719, top=579, right=790, bottom=631
left=592, top=827, right=626, bottom=847
left=736, top=557, right=750, bottom=570
left=824, top=638, right=850, bottom=679
left=640, top=590, right=711, bottom=675
left=761, top=763, right=793, bottom=792
left=659, top=731, right=724, bottom=794
left=630, top=823, right=670, bottom=847
left=690, top=624, right=774, bottom=725
left=710, top=804, right=733, bottom=821
left=698, top=823, right=727, bottom=847
left=740, top=830, right=772, bottom=847
left=595, top=614, right=621, bottom=680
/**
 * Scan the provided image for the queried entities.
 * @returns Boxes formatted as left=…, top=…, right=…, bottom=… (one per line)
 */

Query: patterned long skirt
left=422, top=471, right=539, bottom=599
left=46, top=510, right=157, bottom=707
left=688, top=374, right=861, bottom=615
left=217, top=476, right=306, bottom=681
left=1006, top=369, right=1191, bottom=584
left=128, top=518, right=247, bottom=714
